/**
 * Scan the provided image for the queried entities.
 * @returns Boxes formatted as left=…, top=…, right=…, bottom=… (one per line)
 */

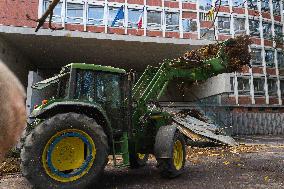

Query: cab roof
left=66, top=63, right=126, bottom=74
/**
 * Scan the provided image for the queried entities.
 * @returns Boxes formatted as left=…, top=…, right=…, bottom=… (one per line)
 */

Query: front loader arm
left=131, top=36, right=250, bottom=131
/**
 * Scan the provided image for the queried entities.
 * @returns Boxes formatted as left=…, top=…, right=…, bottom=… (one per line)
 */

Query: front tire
left=21, top=113, right=109, bottom=189
left=157, top=132, right=186, bottom=178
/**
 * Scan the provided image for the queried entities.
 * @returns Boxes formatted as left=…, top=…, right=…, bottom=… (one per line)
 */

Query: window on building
left=261, top=0, right=270, bottom=12
left=218, top=16, right=230, bottom=34
left=277, top=51, right=284, bottom=68
left=199, top=12, right=213, bottom=21
left=265, top=50, right=275, bottom=67
left=253, top=77, right=265, bottom=96
left=249, top=20, right=260, bottom=37
left=267, top=78, right=278, bottom=96
left=108, top=7, right=124, bottom=27
left=273, top=0, right=281, bottom=16
left=147, top=11, right=162, bottom=30
left=200, top=28, right=215, bottom=40
left=234, top=17, right=246, bottom=35
left=247, top=0, right=258, bottom=10
left=262, top=22, right=272, bottom=39
left=238, top=77, right=250, bottom=95
left=251, top=48, right=262, bottom=66
left=88, top=5, right=104, bottom=26
left=128, top=9, right=143, bottom=28
left=232, top=0, right=245, bottom=7
left=230, top=77, right=234, bottom=91
left=215, top=0, right=229, bottom=6
left=66, top=3, right=84, bottom=24
left=281, top=80, right=284, bottom=96
left=199, top=0, right=212, bottom=11
left=43, top=0, right=62, bottom=22
left=182, top=0, right=197, bottom=2
left=275, top=24, right=283, bottom=37
left=165, top=12, right=179, bottom=31
left=182, top=19, right=197, bottom=32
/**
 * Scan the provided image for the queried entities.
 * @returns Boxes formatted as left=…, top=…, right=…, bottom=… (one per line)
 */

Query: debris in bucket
left=169, top=35, right=251, bottom=72
left=173, top=109, right=209, bottom=123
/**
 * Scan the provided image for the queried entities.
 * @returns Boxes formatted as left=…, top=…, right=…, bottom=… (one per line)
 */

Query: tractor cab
left=31, top=63, right=129, bottom=132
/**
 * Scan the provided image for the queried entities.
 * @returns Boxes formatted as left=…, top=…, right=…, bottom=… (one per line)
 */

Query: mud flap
left=154, top=125, right=177, bottom=159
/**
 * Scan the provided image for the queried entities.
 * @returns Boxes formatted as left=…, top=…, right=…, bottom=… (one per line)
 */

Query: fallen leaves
left=0, top=158, right=20, bottom=176
left=264, top=176, right=270, bottom=182
left=223, top=161, right=230, bottom=165
left=186, top=144, right=274, bottom=164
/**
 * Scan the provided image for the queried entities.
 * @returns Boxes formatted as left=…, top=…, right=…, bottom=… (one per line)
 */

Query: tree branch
left=26, top=0, right=63, bottom=32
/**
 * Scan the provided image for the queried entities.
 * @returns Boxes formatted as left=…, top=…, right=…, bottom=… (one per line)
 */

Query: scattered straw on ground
left=0, top=158, right=20, bottom=176
left=187, top=144, right=284, bottom=164
left=1, top=144, right=284, bottom=176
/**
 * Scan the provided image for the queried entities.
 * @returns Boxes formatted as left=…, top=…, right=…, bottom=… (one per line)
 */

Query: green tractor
left=21, top=37, right=250, bottom=189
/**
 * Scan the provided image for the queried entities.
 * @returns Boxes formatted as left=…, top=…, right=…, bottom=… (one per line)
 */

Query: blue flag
left=111, top=6, right=124, bottom=27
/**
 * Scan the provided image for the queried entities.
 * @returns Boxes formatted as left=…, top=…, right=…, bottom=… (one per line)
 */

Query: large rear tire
left=157, top=132, right=186, bottom=178
left=21, top=113, right=109, bottom=189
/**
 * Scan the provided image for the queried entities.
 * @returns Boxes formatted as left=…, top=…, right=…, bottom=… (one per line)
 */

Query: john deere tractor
left=21, top=37, right=250, bottom=189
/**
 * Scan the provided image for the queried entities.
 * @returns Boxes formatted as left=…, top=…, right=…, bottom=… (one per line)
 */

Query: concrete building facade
left=0, top=0, right=284, bottom=134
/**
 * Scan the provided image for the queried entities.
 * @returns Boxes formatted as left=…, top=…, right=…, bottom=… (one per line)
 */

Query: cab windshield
left=74, top=70, right=123, bottom=108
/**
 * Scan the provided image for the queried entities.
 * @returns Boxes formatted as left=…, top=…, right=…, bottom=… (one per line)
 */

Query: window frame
left=182, top=19, right=197, bottom=32
left=217, top=16, right=231, bottom=34
left=147, top=10, right=162, bottom=31
left=267, top=78, right=278, bottom=96
left=87, top=4, right=104, bottom=26
left=232, top=0, right=245, bottom=8
left=277, top=51, right=284, bottom=68
left=237, top=77, right=251, bottom=95
left=199, top=0, right=212, bottom=11
left=250, top=48, right=263, bottom=66
left=249, top=19, right=260, bottom=37
left=262, top=21, right=272, bottom=39
left=43, top=0, right=63, bottom=23
left=261, top=0, right=270, bottom=12
left=265, top=49, right=275, bottom=68
left=253, top=77, right=266, bottom=96
left=108, top=6, right=125, bottom=27
left=234, top=17, right=246, bottom=35
left=66, top=2, right=84, bottom=24
left=165, top=11, right=180, bottom=31
left=128, top=8, right=143, bottom=29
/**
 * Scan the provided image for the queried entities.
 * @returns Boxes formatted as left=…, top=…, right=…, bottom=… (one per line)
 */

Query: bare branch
left=26, top=0, right=63, bottom=32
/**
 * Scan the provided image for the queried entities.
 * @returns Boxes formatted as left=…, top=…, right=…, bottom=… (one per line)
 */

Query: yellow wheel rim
left=138, top=153, right=146, bottom=160
left=42, top=129, right=96, bottom=183
left=173, top=140, right=183, bottom=170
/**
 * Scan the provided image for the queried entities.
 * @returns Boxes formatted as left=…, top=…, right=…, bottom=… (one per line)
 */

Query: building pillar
left=26, top=72, right=44, bottom=115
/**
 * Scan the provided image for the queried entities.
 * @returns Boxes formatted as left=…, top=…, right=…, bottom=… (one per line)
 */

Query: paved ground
left=1, top=135, right=284, bottom=189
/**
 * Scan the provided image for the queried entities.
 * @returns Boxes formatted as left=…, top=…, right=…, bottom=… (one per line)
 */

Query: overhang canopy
left=0, top=25, right=212, bottom=72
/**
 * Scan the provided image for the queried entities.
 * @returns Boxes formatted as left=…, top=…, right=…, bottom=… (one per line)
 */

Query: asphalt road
left=1, top=136, right=284, bottom=189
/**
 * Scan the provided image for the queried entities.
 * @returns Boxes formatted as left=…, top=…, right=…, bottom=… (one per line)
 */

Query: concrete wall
left=0, top=36, right=33, bottom=87
left=230, top=112, right=284, bottom=135
left=160, top=75, right=232, bottom=103
left=184, top=73, right=232, bottom=101
left=211, top=110, right=284, bottom=135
